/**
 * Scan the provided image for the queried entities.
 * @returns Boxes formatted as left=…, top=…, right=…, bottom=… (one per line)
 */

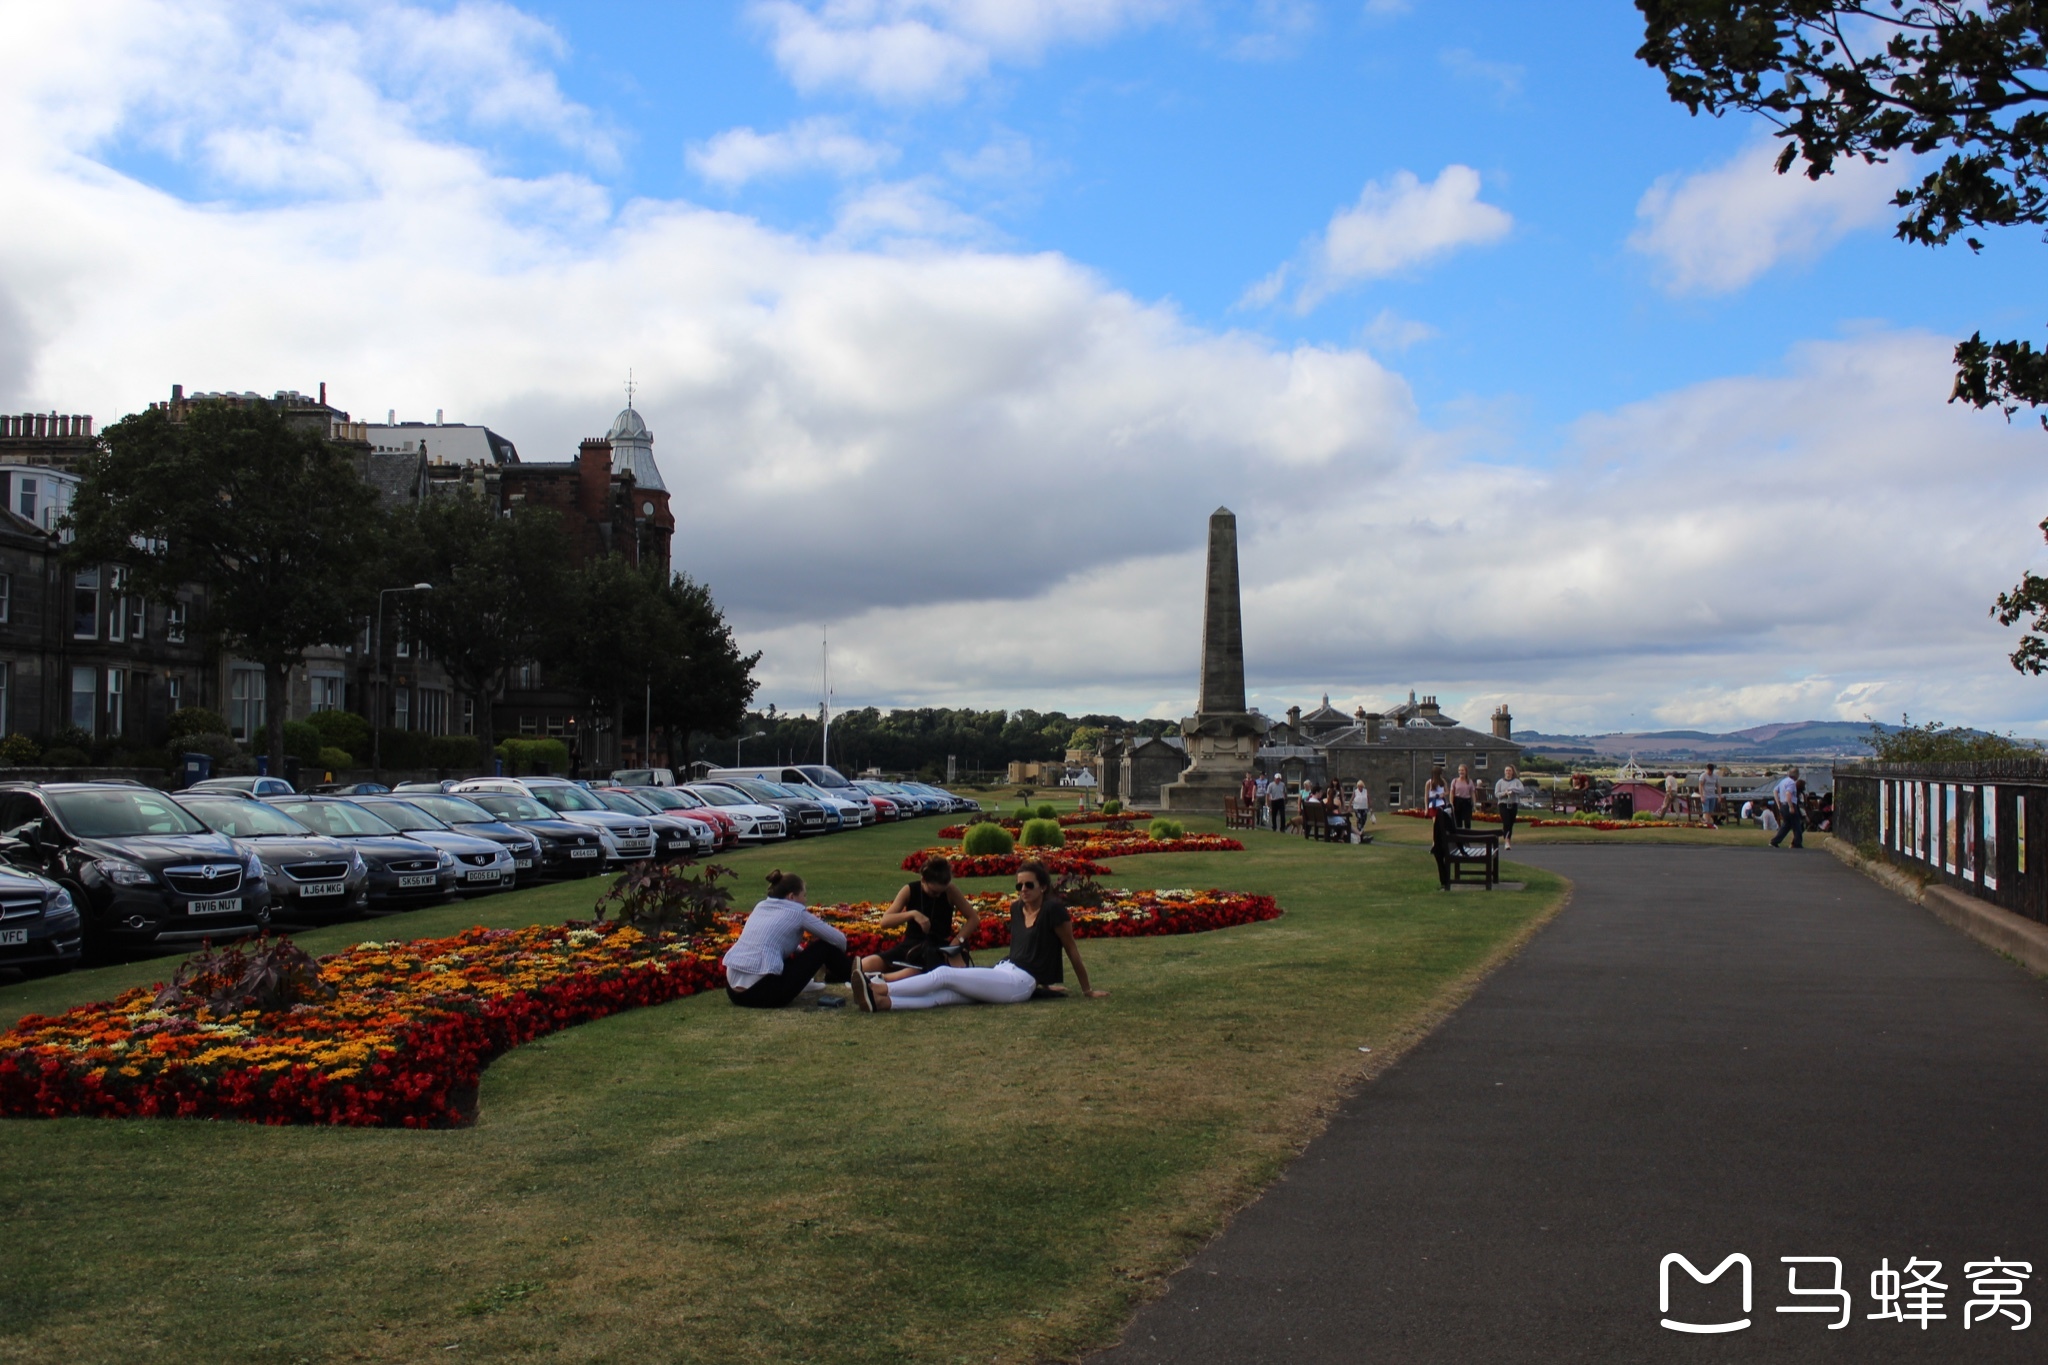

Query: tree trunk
left=264, top=659, right=288, bottom=781
left=473, top=673, right=497, bottom=770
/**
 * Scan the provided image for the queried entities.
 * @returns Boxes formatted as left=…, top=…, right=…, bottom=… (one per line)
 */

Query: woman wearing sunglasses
left=852, top=859, right=1107, bottom=1011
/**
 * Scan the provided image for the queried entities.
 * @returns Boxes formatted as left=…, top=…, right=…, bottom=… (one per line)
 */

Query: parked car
left=309, top=781, right=391, bottom=795
left=174, top=793, right=370, bottom=921
left=710, top=765, right=877, bottom=826
left=608, top=768, right=675, bottom=787
left=451, top=792, right=609, bottom=877
left=391, top=780, right=462, bottom=794
left=350, top=796, right=542, bottom=887
left=849, top=781, right=917, bottom=819
left=604, top=784, right=745, bottom=847
left=0, top=862, right=82, bottom=977
left=333, top=798, right=515, bottom=894
left=692, top=778, right=832, bottom=837
left=263, top=796, right=458, bottom=907
left=663, top=784, right=788, bottom=843
left=188, top=775, right=297, bottom=798
left=0, top=782, right=271, bottom=954
left=452, top=778, right=657, bottom=864
left=589, top=788, right=716, bottom=858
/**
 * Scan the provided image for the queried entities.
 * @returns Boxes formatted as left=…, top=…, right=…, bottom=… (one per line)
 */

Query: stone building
left=1257, top=692, right=1522, bottom=809
left=1121, top=734, right=1190, bottom=805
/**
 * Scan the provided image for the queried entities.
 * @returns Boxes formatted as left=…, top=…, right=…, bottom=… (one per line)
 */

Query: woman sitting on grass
left=857, top=856, right=979, bottom=980
left=721, top=870, right=856, bottom=1009
left=852, top=859, right=1107, bottom=1011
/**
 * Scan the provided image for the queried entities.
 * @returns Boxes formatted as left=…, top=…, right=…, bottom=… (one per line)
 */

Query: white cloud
left=6, top=2, right=2048, bottom=736
left=746, top=0, right=1183, bottom=103
left=1251, top=166, right=1512, bottom=312
left=688, top=117, right=898, bottom=188
left=1630, top=139, right=1907, bottom=295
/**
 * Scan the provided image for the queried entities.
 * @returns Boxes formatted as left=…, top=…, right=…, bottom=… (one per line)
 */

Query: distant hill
left=1514, top=720, right=1904, bottom=761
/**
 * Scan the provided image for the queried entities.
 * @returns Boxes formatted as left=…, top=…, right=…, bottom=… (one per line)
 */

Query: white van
left=709, top=765, right=876, bottom=827
left=609, top=768, right=675, bottom=787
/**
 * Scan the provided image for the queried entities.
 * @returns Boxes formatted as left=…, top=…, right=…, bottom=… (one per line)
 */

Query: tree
left=648, top=572, right=760, bottom=748
left=1865, top=713, right=2038, bottom=760
left=1636, top=2, right=2048, bottom=663
left=398, top=494, right=570, bottom=764
left=70, top=399, right=383, bottom=773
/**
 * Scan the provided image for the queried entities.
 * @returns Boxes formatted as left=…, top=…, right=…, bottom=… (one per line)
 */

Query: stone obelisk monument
left=1159, top=507, right=1263, bottom=812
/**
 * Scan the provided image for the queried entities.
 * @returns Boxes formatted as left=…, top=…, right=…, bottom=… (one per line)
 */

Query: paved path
left=1093, top=846, right=2048, bottom=1362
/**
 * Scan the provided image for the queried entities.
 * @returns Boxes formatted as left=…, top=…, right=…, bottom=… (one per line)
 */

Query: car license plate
left=398, top=874, right=438, bottom=888
left=515, top=858, right=533, bottom=869
left=666, top=839, right=689, bottom=849
left=622, top=842, right=652, bottom=855
left=0, top=928, right=25, bottom=946
left=299, top=881, right=345, bottom=898
left=570, top=848, right=600, bottom=859
left=466, top=869, right=501, bottom=882
left=188, top=898, right=242, bottom=915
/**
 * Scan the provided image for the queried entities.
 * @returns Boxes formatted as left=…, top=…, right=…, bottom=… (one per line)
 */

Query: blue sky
left=4, top=1, right=2047, bottom=734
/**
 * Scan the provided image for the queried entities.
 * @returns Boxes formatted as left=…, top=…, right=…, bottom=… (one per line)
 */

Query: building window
left=166, top=675, right=183, bottom=712
left=393, top=687, right=411, bottom=731
left=107, top=568, right=127, bottom=642
left=515, top=662, right=535, bottom=690
left=394, top=621, right=409, bottom=659
left=419, top=689, right=448, bottom=735
left=0, top=573, right=10, bottom=624
left=519, top=714, right=537, bottom=734
left=461, top=697, right=474, bottom=735
left=127, top=593, right=145, bottom=642
left=16, top=476, right=36, bottom=523
left=1474, top=753, right=1487, bottom=769
left=545, top=714, right=565, bottom=737
left=70, top=665, right=95, bottom=733
left=72, top=568, right=98, bottom=640
left=167, top=599, right=187, bottom=644
left=105, top=668, right=125, bottom=737
left=1432, top=753, right=1446, bottom=767
left=1388, top=783, right=1402, bottom=807
left=311, top=674, right=342, bottom=712
left=229, top=667, right=265, bottom=741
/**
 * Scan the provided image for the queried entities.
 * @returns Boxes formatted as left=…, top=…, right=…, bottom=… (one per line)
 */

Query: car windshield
left=636, top=788, right=699, bottom=810
left=531, top=785, right=606, bottom=813
left=794, top=765, right=852, bottom=789
left=685, top=786, right=744, bottom=807
left=596, top=791, right=655, bottom=815
left=50, top=790, right=209, bottom=838
left=273, top=800, right=401, bottom=838
left=180, top=799, right=313, bottom=839
left=361, top=801, right=451, bottom=832
left=405, top=795, right=496, bottom=825
left=466, top=793, right=552, bottom=822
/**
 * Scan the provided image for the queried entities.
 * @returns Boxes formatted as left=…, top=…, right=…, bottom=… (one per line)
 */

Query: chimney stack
left=319, top=381, right=327, bottom=405
left=1364, top=712, right=1383, bottom=744
left=436, top=409, right=444, bottom=425
left=1492, top=704, right=1513, bottom=741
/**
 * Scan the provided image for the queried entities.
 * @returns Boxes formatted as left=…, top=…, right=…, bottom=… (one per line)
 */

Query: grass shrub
left=1034, top=802, right=1059, bottom=821
left=316, top=746, right=354, bottom=773
left=164, top=708, right=230, bottom=745
left=306, top=709, right=372, bottom=758
left=1102, top=798, right=1122, bottom=815
left=497, top=737, right=570, bottom=776
left=1019, top=818, right=1066, bottom=848
left=283, top=720, right=323, bottom=764
left=0, top=733, right=38, bottom=764
left=429, top=735, right=484, bottom=769
left=39, top=746, right=89, bottom=767
left=1149, top=817, right=1186, bottom=840
left=961, top=822, right=1015, bottom=856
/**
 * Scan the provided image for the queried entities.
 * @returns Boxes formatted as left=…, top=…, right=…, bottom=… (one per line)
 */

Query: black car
left=0, top=783, right=271, bottom=955
left=589, top=789, right=717, bottom=860
left=451, top=792, right=609, bottom=878
left=174, top=793, right=371, bottom=922
left=351, top=795, right=547, bottom=887
left=263, top=797, right=457, bottom=908
left=697, top=779, right=831, bottom=837
left=0, top=862, right=83, bottom=977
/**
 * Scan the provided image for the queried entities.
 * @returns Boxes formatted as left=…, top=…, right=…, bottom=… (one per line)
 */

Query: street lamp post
left=371, top=583, right=433, bottom=779
left=736, top=729, right=766, bottom=767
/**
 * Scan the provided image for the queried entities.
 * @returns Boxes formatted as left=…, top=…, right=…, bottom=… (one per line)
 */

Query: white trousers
left=886, top=960, right=1037, bottom=1010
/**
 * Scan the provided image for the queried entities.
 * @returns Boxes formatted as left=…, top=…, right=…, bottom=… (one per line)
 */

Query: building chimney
left=387, top=409, right=395, bottom=425
left=172, top=384, right=183, bottom=404
left=1492, top=704, right=1513, bottom=741
left=1364, top=712, right=1383, bottom=744
left=435, top=409, right=444, bottom=425
left=577, top=437, right=613, bottom=519
left=1286, top=705, right=1302, bottom=733
left=319, top=381, right=326, bottom=405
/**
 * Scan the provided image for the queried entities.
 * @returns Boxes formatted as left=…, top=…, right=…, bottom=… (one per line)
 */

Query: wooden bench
left=1223, top=796, right=1257, bottom=830
left=1446, top=828, right=1501, bottom=888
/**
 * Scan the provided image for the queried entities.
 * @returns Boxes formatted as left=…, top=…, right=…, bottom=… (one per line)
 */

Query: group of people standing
left=719, top=857, right=1107, bottom=1013
left=1421, top=762, right=1525, bottom=847
left=1242, top=772, right=1376, bottom=837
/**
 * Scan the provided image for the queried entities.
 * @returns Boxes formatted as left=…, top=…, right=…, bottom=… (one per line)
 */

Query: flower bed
left=0, top=891, right=1279, bottom=1128
left=938, top=811, right=1154, bottom=838
left=1393, top=808, right=1694, bottom=831
left=902, top=833, right=1243, bottom=874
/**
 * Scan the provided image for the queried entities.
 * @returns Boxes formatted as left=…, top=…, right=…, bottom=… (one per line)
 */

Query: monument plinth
left=1159, top=507, right=1263, bottom=813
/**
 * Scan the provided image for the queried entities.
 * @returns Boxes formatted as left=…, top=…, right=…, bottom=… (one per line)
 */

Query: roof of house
left=1317, top=721, right=1519, bottom=753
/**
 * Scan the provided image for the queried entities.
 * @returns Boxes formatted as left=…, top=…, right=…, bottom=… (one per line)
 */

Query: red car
left=601, top=785, right=740, bottom=850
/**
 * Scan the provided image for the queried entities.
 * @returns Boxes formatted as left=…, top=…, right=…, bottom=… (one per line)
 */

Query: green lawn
left=0, top=816, right=1565, bottom=1365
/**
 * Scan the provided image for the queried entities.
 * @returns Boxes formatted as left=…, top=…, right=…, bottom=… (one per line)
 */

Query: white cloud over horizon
left=6, top=2, right=2047, bottom=737
left=1630, top=139, right=1907, bottom=295
left=1247, top=165, right=1513, bottom=312
left=689, top=117, right=899, bottom=187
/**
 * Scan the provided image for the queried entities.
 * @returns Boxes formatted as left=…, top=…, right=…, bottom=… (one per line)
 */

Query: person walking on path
left=1423, top=767, right=1448, bottom=815
left=1699, top=763, right=1721, bottom=830
left=1493, top=766, right=1522, bottom=850
left=1450, top=764, right=1477, bottom=829
left=1351, top=779, right=1373, bottom=836
left=1429, top=799, right=1460, bottom=890
left=1268, top=776, right=1288, bottom=833
left=1253, top=773, right=1271, bottom=829
left=721, top=870, right=856, bottom=1008
left=1771, top=768, right=1805, bottom=849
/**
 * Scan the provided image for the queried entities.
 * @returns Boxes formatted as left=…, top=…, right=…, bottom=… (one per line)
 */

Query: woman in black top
left=857, top=856, right=980, bottom=980
left=853, top=859, right=1106, bottom=1011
